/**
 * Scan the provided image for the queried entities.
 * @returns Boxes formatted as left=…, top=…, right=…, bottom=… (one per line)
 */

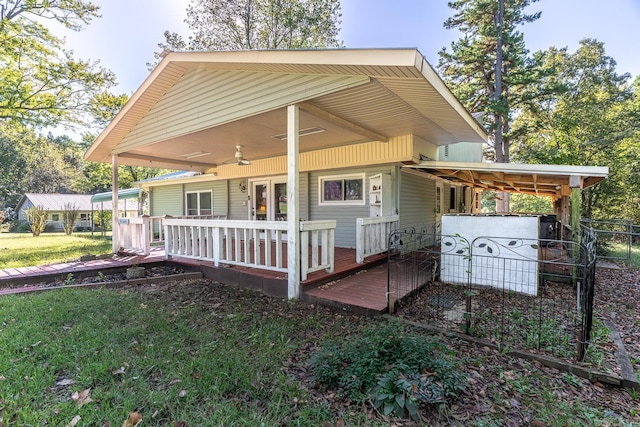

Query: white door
left=251, top=180, right=270, bottom=221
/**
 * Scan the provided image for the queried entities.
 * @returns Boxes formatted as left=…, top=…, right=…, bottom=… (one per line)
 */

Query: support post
left=287, top=104, right=300, bottom=299
left=112, top=155, right=119, bottom=254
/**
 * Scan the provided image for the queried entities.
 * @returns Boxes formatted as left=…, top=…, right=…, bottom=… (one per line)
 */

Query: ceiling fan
left=223, top=145, right=251, bottom=166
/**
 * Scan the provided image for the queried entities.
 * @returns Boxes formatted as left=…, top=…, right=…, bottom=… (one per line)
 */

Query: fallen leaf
left=168, top=378, right=182, bottom=386
left=178, top=389, right=187, bottom=397
left=112, top=367, right=126, bottom=375
left=174, top=422, right=188, bottom=427
left=66, top=415, right=81, bottom=427
left=0, top=375, right=5, bottom=380
left=71, top=388, right=93, bottom=407
left=57, top=378, right=76, bottom=387
left=121, top=412, right=143, bottom=427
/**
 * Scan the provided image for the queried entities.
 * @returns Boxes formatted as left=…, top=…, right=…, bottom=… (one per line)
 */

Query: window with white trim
left=186, top=191, right=212, bottom=216
left=318, top=173, right=365, bottom=206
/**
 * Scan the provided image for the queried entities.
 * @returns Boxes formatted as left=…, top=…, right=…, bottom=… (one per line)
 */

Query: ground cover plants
left=0, top=275, right=638, bottom=426
left=0, top=232, right=112, bottom=268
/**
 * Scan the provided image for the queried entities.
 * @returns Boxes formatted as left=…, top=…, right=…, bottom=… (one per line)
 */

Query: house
left=16, top=192, right=140, bottom=231
left=84, top=48, right=607, bottom=299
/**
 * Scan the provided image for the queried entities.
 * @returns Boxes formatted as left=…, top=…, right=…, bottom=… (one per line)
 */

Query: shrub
left=311, top=320, right=465, bottom=420
left=24, top=206, right=48, bottom=236
left=62, top=202, right=80, bottom=235
left=11, top=220, right=31, bottom=233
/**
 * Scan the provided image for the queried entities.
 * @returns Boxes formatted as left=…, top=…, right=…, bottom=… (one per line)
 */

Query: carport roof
left=403, top=161, right=609, bottom=198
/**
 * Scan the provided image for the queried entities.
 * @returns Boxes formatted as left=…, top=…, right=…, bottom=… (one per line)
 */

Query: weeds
left=312, top=319, right=465, bottom=419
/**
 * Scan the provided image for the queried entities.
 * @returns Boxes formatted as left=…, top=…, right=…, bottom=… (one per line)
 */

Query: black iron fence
left=389, top=223, right=597, bottom=361
left=581, top=218, right=640, bottom=264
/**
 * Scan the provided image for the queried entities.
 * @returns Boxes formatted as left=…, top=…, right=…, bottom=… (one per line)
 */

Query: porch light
left=181, top=151, right=211, bottom=159
left=271, top=126, right=325, bottom=140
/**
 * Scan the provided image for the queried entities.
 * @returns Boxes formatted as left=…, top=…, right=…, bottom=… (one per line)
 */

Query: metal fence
left=581, top=218, right=639, bottom=264
left=388, top=223, right=597, bottom=361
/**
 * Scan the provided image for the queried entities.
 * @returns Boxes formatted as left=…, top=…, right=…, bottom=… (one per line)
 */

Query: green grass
left=0, top=283, right=377, bottom=426
left=605, top=241, right=640, bottom=268
left=0, top=281, right=636, bottom=426
left=0, top=232, right=112, bottom=268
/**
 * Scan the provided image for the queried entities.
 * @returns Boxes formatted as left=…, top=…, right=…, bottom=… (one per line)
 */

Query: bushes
left=24, top=206, right=48, bottom=236
left=311, top=319, right=465, bottom=421
left=62, top=202, right=79, bottom=235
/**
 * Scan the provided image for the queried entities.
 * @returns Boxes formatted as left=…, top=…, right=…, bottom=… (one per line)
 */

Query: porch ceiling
left=85, top=49, right=488, bottom=172
left=404, top=161, right=609, bottom=198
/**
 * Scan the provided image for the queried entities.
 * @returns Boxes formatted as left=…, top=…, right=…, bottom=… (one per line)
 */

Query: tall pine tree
left=439, top=0, right=545, bottom=211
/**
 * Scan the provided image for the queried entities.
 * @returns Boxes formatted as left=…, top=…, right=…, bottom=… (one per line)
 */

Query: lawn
left=0, top=278, right=637, bottom=426
left=0, top=232, right=112, bottom=268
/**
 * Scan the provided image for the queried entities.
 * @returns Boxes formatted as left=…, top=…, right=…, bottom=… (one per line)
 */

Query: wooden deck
left=0, top=245, right=395, bottom=315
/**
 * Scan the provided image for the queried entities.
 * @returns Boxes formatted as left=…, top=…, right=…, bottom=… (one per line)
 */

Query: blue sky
left=54, top=0, right=640, bottom=95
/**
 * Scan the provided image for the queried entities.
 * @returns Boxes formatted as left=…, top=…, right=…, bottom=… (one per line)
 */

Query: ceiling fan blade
left=238, top=159, right=251, bottom=165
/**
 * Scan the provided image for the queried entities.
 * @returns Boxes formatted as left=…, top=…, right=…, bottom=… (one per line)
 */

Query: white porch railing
left=355, top=215, right=399, bottom=264
left=117, top=216, right=151, bottom=255
left=300, top=220, right=336, bottom=281
left=162, top=218, right=336, bottom=281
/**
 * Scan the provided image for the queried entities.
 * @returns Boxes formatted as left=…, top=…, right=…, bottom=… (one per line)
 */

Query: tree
left=62, top=202, right=80, bottom=235
left=439, top=0, right=549, bottom=211
left=513, top=39, right=636, bottom=219
left=0, top=0, right=117, bottom=127
left=24, top=205, right=48, bottom=236
left=153, top=0, right=342, bottom=65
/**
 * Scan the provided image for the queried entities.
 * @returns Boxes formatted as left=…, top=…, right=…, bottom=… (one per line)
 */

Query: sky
left=52, top=0, right=640, bottom=95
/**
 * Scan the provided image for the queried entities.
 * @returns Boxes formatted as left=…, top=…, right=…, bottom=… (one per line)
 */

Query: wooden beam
left=118, top=153, right=215, bottom=170
left=298, top=101, right=388, bottom=142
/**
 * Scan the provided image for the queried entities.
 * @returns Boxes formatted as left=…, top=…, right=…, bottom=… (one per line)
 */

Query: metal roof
left=85, top=48, right=488, bottom=172
left=90, top=188, right=142, bottom=203
left=403, top=161, right=609, bottom=198
left=17, top=193, right=110, bottom=212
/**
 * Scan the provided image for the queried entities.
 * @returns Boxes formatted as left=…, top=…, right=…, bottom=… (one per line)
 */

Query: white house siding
left=17, top=200, right=34, bottom=221
left=399, top=171, right=436, bottom=232
left=309, top=166, right=395, bottom=249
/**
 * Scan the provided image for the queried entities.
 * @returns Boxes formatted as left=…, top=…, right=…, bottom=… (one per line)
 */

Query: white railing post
left=355, top=215, right=399, bottom=264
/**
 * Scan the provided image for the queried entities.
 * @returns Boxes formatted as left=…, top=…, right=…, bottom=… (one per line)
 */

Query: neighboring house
left=84, top=48, right=607, bottom=298
left=16, top=193, right=139, bottom=231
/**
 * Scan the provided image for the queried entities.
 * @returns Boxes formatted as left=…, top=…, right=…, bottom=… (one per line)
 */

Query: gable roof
left=16, top=193, right=102, bottom=212
left=85, top=48, right=488, bottom=172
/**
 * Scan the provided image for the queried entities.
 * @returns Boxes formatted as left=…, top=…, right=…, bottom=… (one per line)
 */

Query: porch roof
left=85, top=48, right=488, bottom=172
left=403, top=161, right=609, bottom=198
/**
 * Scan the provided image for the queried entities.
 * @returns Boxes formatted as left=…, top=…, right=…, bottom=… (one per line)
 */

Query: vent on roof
left=272, top=127, right=325, bottom=140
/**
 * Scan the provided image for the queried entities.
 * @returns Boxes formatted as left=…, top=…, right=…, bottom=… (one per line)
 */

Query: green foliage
left=510, top=193, right=553, bottom=213
left=154, top=0, right=343, bottom=66
left=93, top=209, right=112, bottom=233
left=439, top=0, right=550, bottom=165
left=311, top=319, right=465, bottom=417
left=62, top=202, right=80, bottom=235
left=24, top=205, right=48, bottom=236
left=0, top=0, right=116, bottom=127
left=512, top=40, right=637, bottom=220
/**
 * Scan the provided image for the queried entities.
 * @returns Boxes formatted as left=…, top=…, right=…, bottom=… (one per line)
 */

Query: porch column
left=112, top=154, right=119, bottom=254
left=287, top=104, right=300, bottom=299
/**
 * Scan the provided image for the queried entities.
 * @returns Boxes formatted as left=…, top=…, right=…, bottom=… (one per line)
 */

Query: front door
left=250, top=178, right=287, bottom=239
left=251, top=181, right=269, bottom=221
left=250, top=177, right=287, bottom=222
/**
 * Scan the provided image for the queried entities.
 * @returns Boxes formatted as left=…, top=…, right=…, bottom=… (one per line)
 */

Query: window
left=319, top=174, right=365, bottom=206
left=186, top=191, right=212, bottom=216
left=449, top=187, right=456, bottom=211
left=51, top=214, right=59, bottom=221
left=80, top=213, right=91, bottom=221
